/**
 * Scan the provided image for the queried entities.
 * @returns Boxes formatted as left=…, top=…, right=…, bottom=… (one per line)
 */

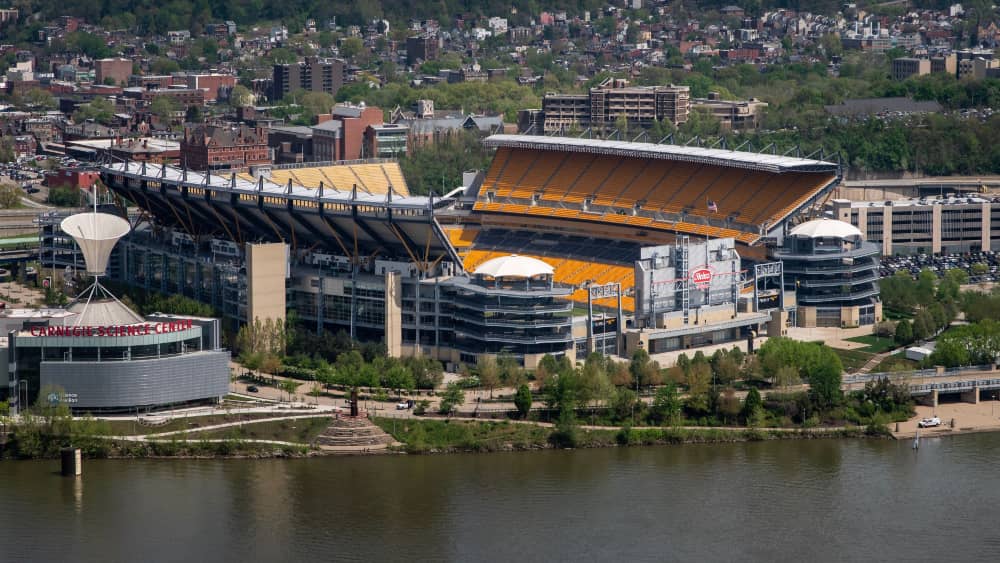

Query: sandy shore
left=892, top=400, right=1000, bottom=439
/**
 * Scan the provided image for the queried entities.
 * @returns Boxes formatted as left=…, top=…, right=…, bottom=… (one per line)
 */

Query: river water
left=2, top=434, right=999, bottom=562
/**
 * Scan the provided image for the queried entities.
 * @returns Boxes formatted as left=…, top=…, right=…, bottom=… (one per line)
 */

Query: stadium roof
left=474, top=254, right=554, bottom=278
left=102, top=161, right=434, bottom=210
left=788, top=219, right=862, bottom=239
left=484, top=134, right=838, bottom=174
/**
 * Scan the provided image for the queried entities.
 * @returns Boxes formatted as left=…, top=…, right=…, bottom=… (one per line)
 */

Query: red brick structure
left=140, top=88, right=206, bottom=107
left=181, top=124, right=270, bottom=171
left=95, top=58, right=133, bottom=86
left=186, top=74, right=237, bottom=102
left=45, top=169, right=100, bottom=190
left=311, top=103, right=384, bottom=162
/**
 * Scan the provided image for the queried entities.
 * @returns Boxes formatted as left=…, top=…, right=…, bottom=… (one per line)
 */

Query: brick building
left=186, top=73, right=237, bottom=102
left=95, top=58, right=133, bottom=86
left=311, top=103, right=384, bottom=161
left=271, top=57, right=346, bottom=101
left=44, top=169, right=100, bottom=190
left=406, top=35, right=439, bottom=65
left=125, top=88, right=206, bottom=107
left=181, top=124, right=270, bottom=171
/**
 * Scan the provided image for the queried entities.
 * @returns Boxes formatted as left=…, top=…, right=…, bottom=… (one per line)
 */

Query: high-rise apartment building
left=272, top=57, right=346, bottom=101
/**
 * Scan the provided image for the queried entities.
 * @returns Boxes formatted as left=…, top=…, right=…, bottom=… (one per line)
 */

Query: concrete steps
left=313, top=416, right=395, bottom=448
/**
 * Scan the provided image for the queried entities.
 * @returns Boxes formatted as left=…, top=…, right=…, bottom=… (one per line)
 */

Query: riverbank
left=372, top=418, right=888, bottom=454
left=0, top=414, right=891, bottom=461
left=892, top=401, right=1000, bottom=439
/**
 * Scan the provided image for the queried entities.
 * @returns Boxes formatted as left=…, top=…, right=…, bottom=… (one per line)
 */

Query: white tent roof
left=67, top=299, right=144, bottom=326
left=60, top=212, right=131, bottom=275
left=788, top=219, right=862, bottom=239
left=474, top=254, right=554, bottom=278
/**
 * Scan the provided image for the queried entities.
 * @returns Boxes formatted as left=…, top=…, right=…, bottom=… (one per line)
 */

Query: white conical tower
left=60, top=211, right=142, bottom=327
left=59, top=212, right=130, bottom=277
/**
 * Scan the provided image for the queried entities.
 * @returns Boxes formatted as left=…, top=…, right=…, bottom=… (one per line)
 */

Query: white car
left=396, top=400, right=413, bottom=410
left=918, top=417, right=941, bottom=428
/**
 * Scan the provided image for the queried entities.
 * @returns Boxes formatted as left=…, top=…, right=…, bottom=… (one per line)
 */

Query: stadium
left=94, top=134, right=860, bottom=368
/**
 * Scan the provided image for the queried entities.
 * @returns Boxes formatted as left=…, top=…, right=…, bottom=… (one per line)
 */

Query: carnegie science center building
left=1, top=211, right=230, bottom=414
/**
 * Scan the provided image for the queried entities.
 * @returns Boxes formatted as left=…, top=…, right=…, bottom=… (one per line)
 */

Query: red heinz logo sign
left=691, top=268, right=713, bottom=288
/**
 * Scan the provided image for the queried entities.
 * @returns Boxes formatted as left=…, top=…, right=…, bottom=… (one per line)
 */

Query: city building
left=534, top=78, right=691, bottom=134
left=2, top=211, right=229, bottom=414
left=930, top=53, right=957, bottom=75
left=180, top=124, right=270, bottom=171
left=267, top=125, right=314, bottom=164
left=830, top=196, right=1000, bottom=255
left=312, top=103, right=384, bottom=161
left=365, top=123, right=409, bottom=158
left=406, top=35, right=440, bottom=65
left=891, top=57, right=931, bottom=81
left=691, top=92, right=768, bottom=130
left=272, top=57, right=346, bottom=101
left=771, top=219, right=881, bottom=328
left=958, top=57, right=1000, bottom=80
left=94, top=57, right=132, bottom=86
left=186, top=73, right=237, bottom=103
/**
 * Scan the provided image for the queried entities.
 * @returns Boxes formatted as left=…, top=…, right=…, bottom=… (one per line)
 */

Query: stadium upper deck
left=236, top=162, right=408, bottom=196
left=473, top=134, right=840, bottom=246
left=101, top=161, right=459, bottom=269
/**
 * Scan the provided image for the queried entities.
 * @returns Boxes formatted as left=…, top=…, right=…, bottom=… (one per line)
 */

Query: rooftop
left=788, top=218, right=862, bottom=239
left=474, top=254, right=554, bottom=278
left=484, top=134, right=838, bottom=174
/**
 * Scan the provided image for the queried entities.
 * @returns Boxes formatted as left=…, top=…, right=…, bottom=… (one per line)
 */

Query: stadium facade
left=93, top=134, right=866, bottom=368
left=771, top=219, right=882, bottom=328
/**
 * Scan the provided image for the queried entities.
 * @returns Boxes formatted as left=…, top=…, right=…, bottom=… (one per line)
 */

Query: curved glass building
left=772, top=219, right=882, bottom=328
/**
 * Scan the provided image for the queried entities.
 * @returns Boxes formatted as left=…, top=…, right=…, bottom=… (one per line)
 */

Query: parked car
left=396, top=399, right=414, bottom=410
left=918, top=417, right=941, bottom=428
left=246, top=385, right=259, bottom=393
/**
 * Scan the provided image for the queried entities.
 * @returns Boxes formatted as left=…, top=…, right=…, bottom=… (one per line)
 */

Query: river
left=2, top=434, right=999, bottom=562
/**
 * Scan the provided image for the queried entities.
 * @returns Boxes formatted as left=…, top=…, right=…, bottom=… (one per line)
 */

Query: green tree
left=340, top=37, right=365, bottom=59
left=279, top=379, right=301, bottom=402
left=185, top=105, right=202, bottom=123
left=915, top=269, right=937, bottom=305
left=514, top=384, right=532, bottom=419
left=808, top=348, right=843, bottom=409
left=73, top=97, right=115, bottom=125
left=895, top=319, right=914, bottom=346
left=149, top=96, right=180, bottom=123
left=229, top=84, right=254, bottom=107
left=477, top=356, right=500, bottom=398
left=651, top=383, right=682, bottom=425
left=0, top=183, right=21, bottom=209
left=438, top=382, right=465, bottom=415
left=742, top=386, right=763, bottom=426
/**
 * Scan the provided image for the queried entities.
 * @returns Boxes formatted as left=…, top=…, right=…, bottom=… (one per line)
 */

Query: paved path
left=856, top=350, right=894, bottom=375
left=108, top=413, right=335, bottom=441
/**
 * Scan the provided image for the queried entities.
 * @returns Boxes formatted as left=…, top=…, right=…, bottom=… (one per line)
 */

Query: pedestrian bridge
left=911, top=378, right=1000, bottom=407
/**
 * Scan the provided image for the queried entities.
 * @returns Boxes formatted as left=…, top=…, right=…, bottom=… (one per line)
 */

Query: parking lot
left=880, top=250, right=1000, bottom=282
left=0, top=154, right=84, bottom=205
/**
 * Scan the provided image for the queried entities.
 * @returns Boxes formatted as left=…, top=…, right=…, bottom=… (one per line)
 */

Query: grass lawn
left=103, top=412, right=286, bottom=436
left=870, top=353, right=921, bottom=374
left=831, top=347, right=874, bottom=373
left=375, top=418, right=555, bottom=453
left=844, top=335, right=898, bottom=354
left=883, top=308, right=913, bottom=320
left=187, top=416, right=333, bottom=444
